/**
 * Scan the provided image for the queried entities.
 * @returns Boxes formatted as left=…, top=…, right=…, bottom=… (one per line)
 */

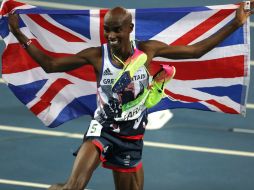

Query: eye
left=104, top=26, right=109, bottom=33
left=114, top=27, right=122, bottom=33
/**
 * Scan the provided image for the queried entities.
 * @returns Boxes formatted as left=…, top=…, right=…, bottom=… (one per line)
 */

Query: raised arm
left=145, top=1, right=253, bottom=60
left=8, top=14, right=100, bottom=73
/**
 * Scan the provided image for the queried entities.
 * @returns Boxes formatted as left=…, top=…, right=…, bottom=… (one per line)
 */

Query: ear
left=130, top=23, right=134, bottom=31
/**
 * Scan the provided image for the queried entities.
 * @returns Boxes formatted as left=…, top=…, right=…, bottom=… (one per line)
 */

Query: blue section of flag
left=194, top=85, right=244, bottom=104
left=135, top=9, right=190, bottom=40
left=149, top=98, right=211, bottom=113
left=48, top=95, right=96, bottom=128
left=49, top=13, right=91, bottom=40
left=135, top=6, right=211, bottom=41
left=137, top=6, right=211, bottom=14
left=0, top=16, right=27, bottom=39
left=0, top=17, right=9, bottom=39
left=8, top=80, right=48, bottom=105
left=16, top=9, right=90, bottom=15
left=217, top=24, right=244, bottom=47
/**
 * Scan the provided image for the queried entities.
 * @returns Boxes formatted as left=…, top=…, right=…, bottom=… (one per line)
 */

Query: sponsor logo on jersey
left=123, top=155, right=131, bottom=166
left=103, top=68, right=113, bottom=76
left=132, top=74, right=146, bottom=81
left=102, top=78, right=115, bottom=85
left=110, top=124, right=120, bottom=133
left=123, top=104, right=146, bottom=121
left=102, top=74, right=146, bottom=85
left=103, top=145, right=109, bottom=153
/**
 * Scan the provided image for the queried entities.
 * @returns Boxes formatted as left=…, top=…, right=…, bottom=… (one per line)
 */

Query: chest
left=99, top=64, right=148, bottom=87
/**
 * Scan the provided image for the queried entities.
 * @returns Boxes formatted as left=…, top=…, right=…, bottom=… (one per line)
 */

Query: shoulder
left=136, top=40, right=168, bottom=57
left=138, top=40, right=168, bottom=50
left=77, top=46, right=102, bottom=65
left=76, top=46, right=103, bottom=73
left=77, top=46, right=102, bottom=60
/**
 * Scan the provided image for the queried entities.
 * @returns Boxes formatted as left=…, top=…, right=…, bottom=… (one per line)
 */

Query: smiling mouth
left=108, top=39, right=119, bottom=45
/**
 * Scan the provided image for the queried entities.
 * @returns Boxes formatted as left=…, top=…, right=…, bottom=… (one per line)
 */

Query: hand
left=234, top=1, right=254, bottom=27
left=8, top=13, right=21, bottom=35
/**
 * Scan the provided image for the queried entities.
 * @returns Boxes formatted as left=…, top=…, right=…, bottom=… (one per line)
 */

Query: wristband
left=21, top=39, right=32, bottom=49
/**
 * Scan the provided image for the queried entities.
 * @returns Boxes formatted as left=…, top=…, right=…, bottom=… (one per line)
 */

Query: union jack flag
left=0, top=0, right=250, bottom=128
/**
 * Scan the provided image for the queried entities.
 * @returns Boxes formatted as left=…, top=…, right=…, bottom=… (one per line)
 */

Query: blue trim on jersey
left=8, top=79, right=48, bottom=105
left=99, top=45, right=105, bottom=83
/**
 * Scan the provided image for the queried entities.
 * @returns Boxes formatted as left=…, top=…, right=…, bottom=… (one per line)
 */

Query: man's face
left=104, top=16, right=133, bottom=51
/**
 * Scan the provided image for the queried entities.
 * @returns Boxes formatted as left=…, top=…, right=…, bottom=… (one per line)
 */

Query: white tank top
left=94, top=42, right=149, bottom=123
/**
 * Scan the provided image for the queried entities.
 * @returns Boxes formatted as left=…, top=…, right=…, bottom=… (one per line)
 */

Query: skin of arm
left=8, top=14, right=101, bottom=73
left=140, top=2, right=253, bottom=61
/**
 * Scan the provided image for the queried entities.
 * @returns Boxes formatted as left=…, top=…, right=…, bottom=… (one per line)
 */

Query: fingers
left=240, top=1, right=254, bottom=14
left=251, top=1, right=254, bottom=9
left=8, top=13, right=18, bottom=20
left=238, top=2, right=244, bottom=10
left=237, top=2, right=246, bottom=15
left=8, top=13, right=19, bottom=22
left=8, top=13, right=20, bottom=34
left=238, top=2, right=247, bottom=13
left=10, top=9, right=16, bottom=14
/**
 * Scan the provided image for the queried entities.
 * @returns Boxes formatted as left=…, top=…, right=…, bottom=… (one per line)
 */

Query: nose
left=108, top=31, right=116, bottom=40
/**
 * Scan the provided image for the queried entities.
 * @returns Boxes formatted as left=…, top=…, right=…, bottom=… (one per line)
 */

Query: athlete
left=8, top=2, right=253, bottom=190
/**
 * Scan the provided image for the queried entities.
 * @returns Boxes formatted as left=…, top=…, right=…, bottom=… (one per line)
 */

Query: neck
left=110, top=41, right=133, bottom=62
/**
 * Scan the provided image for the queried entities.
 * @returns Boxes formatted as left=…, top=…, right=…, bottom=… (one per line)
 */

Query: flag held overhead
left=0, top=0, right=250, bottom=128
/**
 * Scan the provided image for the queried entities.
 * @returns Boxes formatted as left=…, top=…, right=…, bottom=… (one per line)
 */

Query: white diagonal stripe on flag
left=150, top=10, right=219, bottom=43
left=189, top=12, right=235, bottom=45
left=20, top=15, right=93, bottom=53
left=153, top=44, right=249, bottom=62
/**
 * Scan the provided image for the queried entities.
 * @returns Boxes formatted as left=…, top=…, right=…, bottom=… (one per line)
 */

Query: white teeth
left=109, top=40, right=118, bottom=45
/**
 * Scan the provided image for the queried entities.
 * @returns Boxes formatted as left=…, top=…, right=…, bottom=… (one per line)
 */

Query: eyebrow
left=104, top=25, right=122, bottom=30
left=104, top=23, right=122, bottom=27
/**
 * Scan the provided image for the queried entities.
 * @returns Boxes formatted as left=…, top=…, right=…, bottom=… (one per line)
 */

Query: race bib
left=86, top=120, right=103, bottom=137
